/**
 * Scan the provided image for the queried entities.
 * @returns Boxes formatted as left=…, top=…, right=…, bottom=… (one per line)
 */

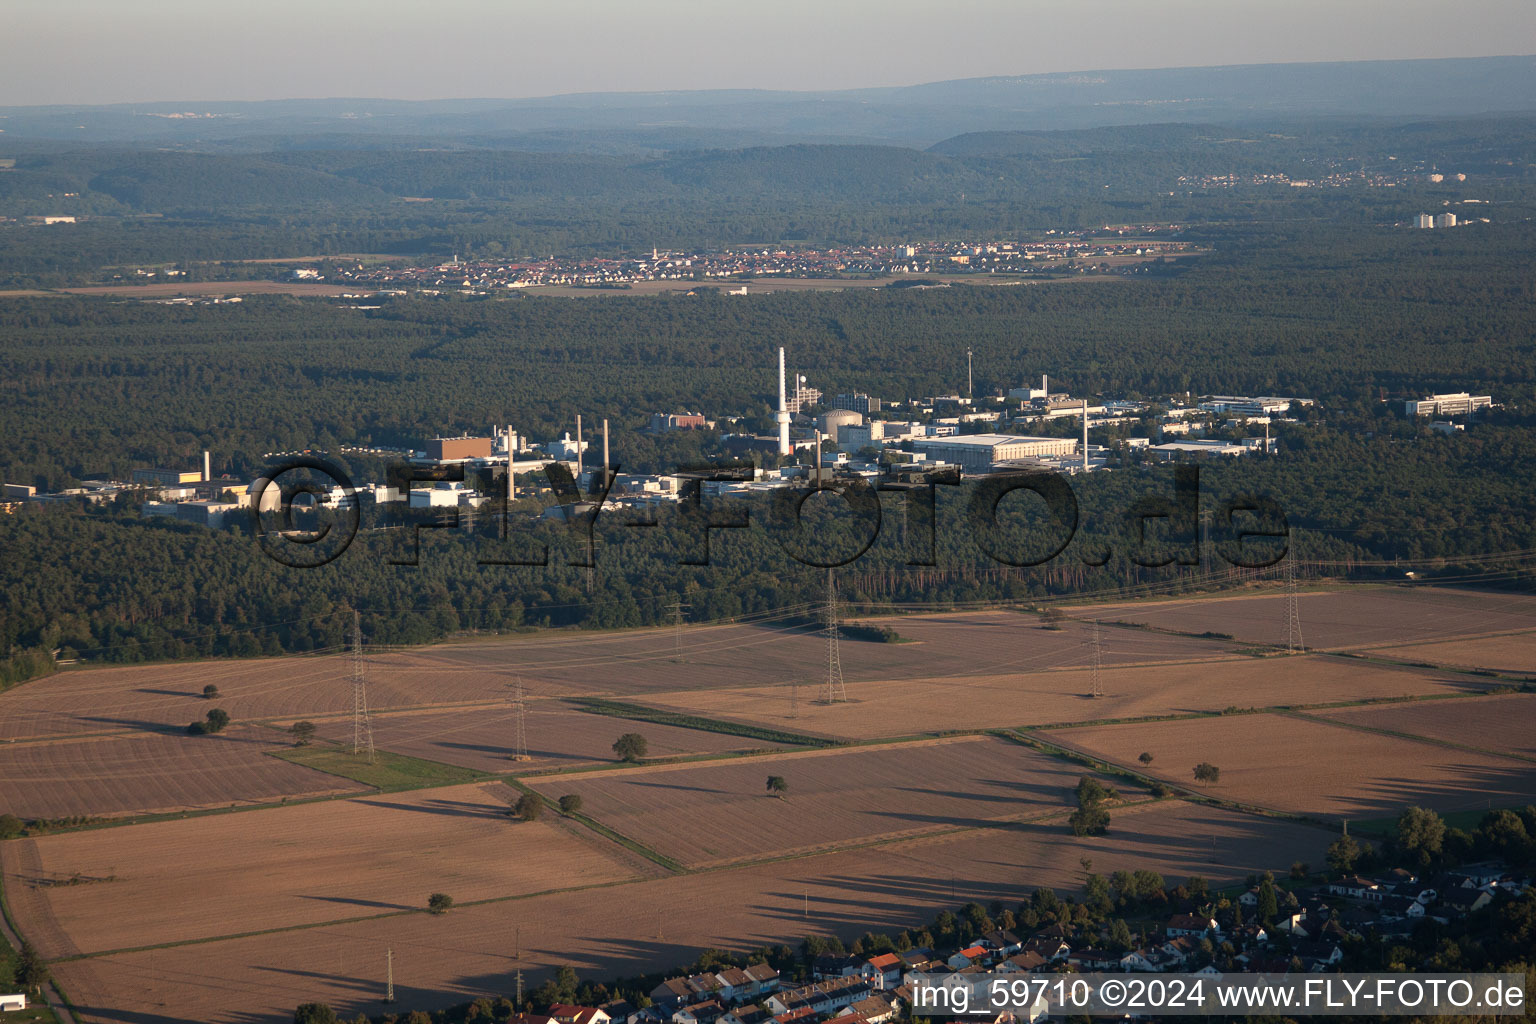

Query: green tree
left=558, top=794, right=583, bottom=815
left=1290, top=861, right=1310, bottom=881
left=202, top=683, right=220, bottom=699
left=1257, top=876, right=1279, bottom=924
left=1327, top=833, right=1363, bottom=874
left=514, top=792, right=543, bottom=822
left=612, top=733, right=648, bottom=762
left=766, top=775, right=788, bottom=798
left=1069, top=805, right=1110, bottom=836
left=293, top=1004, right=338, bottom=1024
left=289, top=721, right=316, bottom=746
left=0, top=813, right=23, bottom=840
left=1396, top=806, right=1447, bottom=867
left=428, top=892, right=454, bottom=915
left=14, top=941, right=48, bottom=994
left=1193, top=762, right=1220, bottom=784
left=1138, top=752, right=1154, bottom=766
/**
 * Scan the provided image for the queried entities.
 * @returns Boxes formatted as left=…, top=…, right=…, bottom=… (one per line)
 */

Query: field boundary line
left=1276, top=709, right=1536, bottom=764
left=501, top=779, right=686, bottom=874
left=998, top=728, right=1335, bottom=832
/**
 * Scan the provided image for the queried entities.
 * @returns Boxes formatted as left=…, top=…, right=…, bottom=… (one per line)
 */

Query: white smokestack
left=776, top=347, right=791, bottom=456
left=506, top=425, right=515, bottom=504
left=1082, top=399, right=1089, bottom=472
left=602, top=418, right=610, bottom=485
left=575, top=415, right=583, bottom=473
left=1042, top=373, right=1048, bottom=396
left=202, top=450, right=210, bottom=483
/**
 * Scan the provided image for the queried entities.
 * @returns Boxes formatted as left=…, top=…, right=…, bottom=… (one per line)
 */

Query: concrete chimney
left=202, top=450, right=210, bottom=483
left=1082, top=399, right=1089, bottom=473
left=776, top=347, right=791, bottom=456
left=1042, top=373, right=1048, bottom=396
left=602, top=418, right=610, bottom=487
left=575, top=415, right=583, bottom=474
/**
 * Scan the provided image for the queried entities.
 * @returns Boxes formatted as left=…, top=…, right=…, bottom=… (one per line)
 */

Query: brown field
left=1374, top=633, right=1536, bottom=675
left=527, top=736, right=1113, bottom=868
left=57, top=280, right=366, bottom=297
left=0, top=612, right=1234, bottom=742
left=306, top=699, right=780, bottom=773
left=1050, top=709, right=1536, bottom=819
left=1067, top=586, right=1536, bottom=652
left=51, top=799, right=1323, bottom=1024
left=1, top=782, right=658, bottom=960
left=1315, top=693, right=1536, bottom=760
left=0, top=727, right=367, bottom=819
left=627, top=654, right=1481, bottom=740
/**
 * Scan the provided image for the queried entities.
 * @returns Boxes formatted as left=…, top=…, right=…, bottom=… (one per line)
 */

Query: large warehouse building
left=912, top=434, right=1077, bottom=469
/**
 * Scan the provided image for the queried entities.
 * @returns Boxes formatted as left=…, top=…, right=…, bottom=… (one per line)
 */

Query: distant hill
left=0, top=55, right=1531, bottom=152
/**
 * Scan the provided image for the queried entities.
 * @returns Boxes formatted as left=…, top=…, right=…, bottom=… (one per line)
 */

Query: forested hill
left=1, top=55, right=1532, bottom=147
left=4, top=117, right=1536, bottom=222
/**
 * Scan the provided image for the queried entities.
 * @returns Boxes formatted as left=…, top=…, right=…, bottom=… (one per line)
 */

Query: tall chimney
left=506, top=425, right=515, bottom=504
left=1042, top=373, right=1048, bottom=396
left=602, top=418, right=610, bottom=487
left=776, top=347, right=791, bottom=456
left=202, top=450, right=210, bottom=483
left=575, top=415, right=583, bottom=475
left=1082, top=399, right=1089, bottom=473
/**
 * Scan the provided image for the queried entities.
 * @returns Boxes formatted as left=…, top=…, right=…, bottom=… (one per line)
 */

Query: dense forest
left=3, top=211, right=1536, bottom=666
left=2, top=117, right=1536, bottom=669
left=3, top=115, right=1536, bottom=285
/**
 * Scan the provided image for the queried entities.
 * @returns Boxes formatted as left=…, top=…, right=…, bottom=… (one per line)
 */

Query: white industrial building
left=911, top=434, right=1077, bottom=468
left=1403, top=392, right=1491, bottom=417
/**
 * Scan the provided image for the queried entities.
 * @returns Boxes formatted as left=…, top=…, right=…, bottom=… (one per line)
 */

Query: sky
left=3, top=0, right=1534, bottom=106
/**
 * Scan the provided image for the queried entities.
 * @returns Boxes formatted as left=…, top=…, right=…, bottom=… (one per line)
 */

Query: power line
left=1089, top=619, right=1103, bottom=699
left=822, top=568, right=847, bottom=704
left=1284, top=557, right=1305, bottom=654
left=508, top=676, right=530, bottom=762
left=351, top=610, right=375, bottom=763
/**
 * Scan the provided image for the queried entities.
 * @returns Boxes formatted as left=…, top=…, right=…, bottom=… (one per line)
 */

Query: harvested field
left=58, top=280, right=366, bottom=298
left=1066, top=586, right=1536, bottom=652
left=0, top=727, right=368, bottom=820
left=51, top=800, right=1323, bottom=1024
left=526, top=736, right=1106, bottom=868
left=1, top=782, right=657, bottom=960
left=0, top=612, right=1231, bottom=741
left=627, top=655, right=1480, bottom=740
left=1374, top=633, right=1536, bottom=675
left=1050, top=712, right=1536, bottom=819
left=1314, top=693, right=1536, bottom=760
left=306, top=699, right=780, bottom=773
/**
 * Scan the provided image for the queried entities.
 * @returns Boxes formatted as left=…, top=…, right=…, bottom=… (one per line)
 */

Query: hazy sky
left=4, top=0, right=1534, bottom=106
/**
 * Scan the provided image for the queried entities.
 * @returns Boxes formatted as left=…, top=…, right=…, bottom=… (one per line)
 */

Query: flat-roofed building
left=912, top=434, right=1076, bottom=469
left=424, top=436, right=494, bottom=462
left=832, top=393, right=882, bottom=415
left=133, top=467, right=203, bottom=487
left=175, top=500, right=240, bottom=528
left=1403, top=392, right=1492, bottom=417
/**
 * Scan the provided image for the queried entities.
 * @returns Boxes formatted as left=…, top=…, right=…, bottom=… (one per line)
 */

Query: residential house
left=1329, top=876, right=1384, bottom=901
left=812, top=954, right=864, bottom=981
left=837, top=996, right=897, bottom=1024
left=859, top=953, right=903, bottom=990
left=672, top=1000, right=726, bottom=1024
left=946, top=945, right=989, bottom=970
left=1165, top=913, right=1218, bottom=938
left=721, top=1007, right=771, bottom=1024
left=980, top=929, right=1024, bottom=955
left=550, top=1006, right=610, bottom=1024
left=995, top=951, right=1047, bottom=974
